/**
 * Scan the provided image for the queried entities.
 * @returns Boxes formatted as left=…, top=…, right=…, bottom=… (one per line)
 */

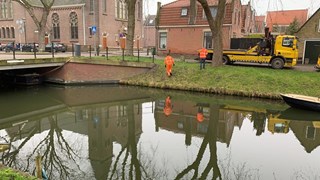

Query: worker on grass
left=164, top=52, right=175, bottom=77
left=199, top=47, right=208, bottom=70
left=163, top=96, right=173, bottom=116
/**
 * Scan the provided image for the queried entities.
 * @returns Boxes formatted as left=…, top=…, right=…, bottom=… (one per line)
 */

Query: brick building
left=0, top=0, right=143, bottom=48
left=241, top=2, right=256, bottom=35
left=157, top=0, right=243, bottom=56
left=255, top=15, right=265, bottom=34
left=143, top=15, right=156, bottom=48
left=295, top=8, right=320, bottom=64
left=266, top=9, right=308, bottom=34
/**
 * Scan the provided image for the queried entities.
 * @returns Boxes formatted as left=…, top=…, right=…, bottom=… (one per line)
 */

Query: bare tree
left=196, top=0, right=227, bottom=67
left=125, top=0, right=138, bottom=56
left=13, top=0, right=55, bottom=51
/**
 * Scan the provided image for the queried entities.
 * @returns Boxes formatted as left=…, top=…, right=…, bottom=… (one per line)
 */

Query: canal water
left=0, top=85, right=319, bottom=180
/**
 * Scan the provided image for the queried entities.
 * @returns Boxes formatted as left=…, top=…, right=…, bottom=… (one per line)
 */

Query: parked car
left=3, top=42, right=19, bottom=52
left=45, top=43, right=67, bottom=52
left=21, top=43, right=38, bottom=52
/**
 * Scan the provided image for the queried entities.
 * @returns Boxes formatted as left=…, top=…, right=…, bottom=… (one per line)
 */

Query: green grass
left=0, top=167, right=36, bottom=180
left=77, top=55, right=320, bottom=99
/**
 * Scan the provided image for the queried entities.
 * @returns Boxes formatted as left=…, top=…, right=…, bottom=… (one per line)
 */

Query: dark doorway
left=304, top=41, right=320, bottom=64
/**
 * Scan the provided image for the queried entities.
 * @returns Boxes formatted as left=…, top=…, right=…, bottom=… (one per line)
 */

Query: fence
left=0, top=42, right=157, bottom=62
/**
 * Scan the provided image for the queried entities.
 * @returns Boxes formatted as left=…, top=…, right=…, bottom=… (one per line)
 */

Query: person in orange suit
left=163, top=96, right=173, bottom=116
left=196, top=106, right=204, bottom=123
left=164, top=52, right=175, bottom=77
left=199, top=47, right=208, bottom=70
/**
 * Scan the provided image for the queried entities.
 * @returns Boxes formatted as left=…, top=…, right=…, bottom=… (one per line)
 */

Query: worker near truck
left=199, top=47, right=208, bottom=70
left=164, top=52, right=175, bottom=77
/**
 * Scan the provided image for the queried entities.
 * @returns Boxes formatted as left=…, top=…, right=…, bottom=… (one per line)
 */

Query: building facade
left=295, top=8, right=320, bottom=64
left=266, top=9, right=308, bottom=34
left=0, top=0, right=143, bottom=49
left=156, top=0, right=243, bottom=56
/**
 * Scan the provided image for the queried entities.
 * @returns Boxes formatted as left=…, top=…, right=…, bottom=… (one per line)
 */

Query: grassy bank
left=0, top=165, right=36, bottom=180
left=112, top=56, right=320, bottom=99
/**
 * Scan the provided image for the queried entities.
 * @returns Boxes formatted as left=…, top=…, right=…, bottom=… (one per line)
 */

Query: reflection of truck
left=205, top=28, right=298, bottom=69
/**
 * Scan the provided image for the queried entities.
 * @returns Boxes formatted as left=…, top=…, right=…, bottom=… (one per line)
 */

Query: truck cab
left=222, top=35, right=298, bottom=69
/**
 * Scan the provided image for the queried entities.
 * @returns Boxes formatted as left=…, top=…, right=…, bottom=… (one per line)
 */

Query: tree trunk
left=189, top=0, right=197, bottom=25
left=197, top=0, right=226, bottom=67
left=13, top=0, right=54, bottom=52
left=38, top=8, right=50, bottom=51
left=126, top=0, right=137, bottom=56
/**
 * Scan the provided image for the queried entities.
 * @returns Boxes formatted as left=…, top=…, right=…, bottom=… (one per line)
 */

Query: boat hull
left=280, top=94, right=320, bottom=112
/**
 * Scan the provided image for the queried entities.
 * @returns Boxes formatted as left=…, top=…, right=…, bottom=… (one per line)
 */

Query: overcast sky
left=144, top=0, right=320, bottom=17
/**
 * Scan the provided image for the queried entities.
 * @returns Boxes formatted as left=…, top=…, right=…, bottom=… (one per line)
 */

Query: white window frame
left=159, top=31, right=167, bottom=49
left=181, top=8, right=188, bottom=16
left=318, top=19, right=320, bottom=32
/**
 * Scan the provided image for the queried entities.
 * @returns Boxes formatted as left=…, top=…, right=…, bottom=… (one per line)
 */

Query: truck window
left=282, top=37, right=294, bottom=48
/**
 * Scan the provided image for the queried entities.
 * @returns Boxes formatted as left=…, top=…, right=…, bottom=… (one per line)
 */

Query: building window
left=137, top=1, right=142, bottom=20
left=115, top=0, right=127, bottom=20
left=159, top=32, right=167, bottom=49
left=181, top=8, right=188, bottom=16
left=10, top=27, right=14, bottom=38
left=2, top=27, right=5, bottom=38
left=52, top=13, right=60, bottom=39
left=102, top=0, right=107, bottom=13
left=203, top=31, right=212, bottom=49
left=69, top=12, right=78, bottom=39
left=90, top=0, right=94, bottom=12
left=6, top=27, right=9, bottom=38
left=203, top=6, right=217, bottom=19
left=1, top=0, right=7, bottom=19
left=306, top=126, right=316, bottom=140
left=282, top=37, right=294, bottom=48
left=318, top=19, right=320, bottom=32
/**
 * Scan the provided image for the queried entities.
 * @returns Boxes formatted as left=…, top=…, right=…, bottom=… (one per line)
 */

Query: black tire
left=271, top=58, right=284, bottom=69
left=222, top=56, right=230, bottom=65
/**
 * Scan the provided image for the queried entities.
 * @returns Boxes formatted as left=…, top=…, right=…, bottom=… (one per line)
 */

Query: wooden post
left=35, top=154, right=42, bottom=179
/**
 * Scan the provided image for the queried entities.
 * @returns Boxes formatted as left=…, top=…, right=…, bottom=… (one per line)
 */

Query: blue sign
left=92, top=26, right=97, bottom=35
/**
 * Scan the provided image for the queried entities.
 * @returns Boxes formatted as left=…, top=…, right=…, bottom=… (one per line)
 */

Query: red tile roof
left=266, top=9, right=308, bottom=27
left=162, top=0, right=233, bottom=8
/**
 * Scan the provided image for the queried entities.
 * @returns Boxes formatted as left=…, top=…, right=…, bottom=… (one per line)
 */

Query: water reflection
left=0, top=85, right=319, bottom=179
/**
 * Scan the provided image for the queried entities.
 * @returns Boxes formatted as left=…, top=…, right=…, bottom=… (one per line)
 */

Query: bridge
left=0, top=58, right=67, bottom=70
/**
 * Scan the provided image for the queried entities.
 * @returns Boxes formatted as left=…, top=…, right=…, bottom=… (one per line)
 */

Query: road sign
left=92, top=26, right=96, bottom=35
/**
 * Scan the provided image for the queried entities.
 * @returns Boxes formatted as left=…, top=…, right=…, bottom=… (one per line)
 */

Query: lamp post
left=22, top=18, right=26, bottom=44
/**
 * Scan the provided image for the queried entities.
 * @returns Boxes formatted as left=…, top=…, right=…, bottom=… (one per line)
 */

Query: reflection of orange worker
left=163, top=96, right=173, bottom=116
left=164, top=53, right=175, bottom=77
left=196, top=106, right=204, bottom=123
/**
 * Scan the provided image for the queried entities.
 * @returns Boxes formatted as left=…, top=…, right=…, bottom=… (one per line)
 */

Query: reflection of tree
left=1, top=115, right=84, bottom=179
left=108, top=103, right=168, bottom=179
left=175, top=105, right=221, bottom=179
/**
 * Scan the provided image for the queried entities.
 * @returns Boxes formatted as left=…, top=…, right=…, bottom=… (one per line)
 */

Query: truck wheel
left=271, top=58, right=284, bottom=69
left=222, top=56, right=230, bottom=65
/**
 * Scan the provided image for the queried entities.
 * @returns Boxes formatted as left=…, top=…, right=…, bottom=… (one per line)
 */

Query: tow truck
left=204, top=28, right=298, bottom=69
left=315, top=55, right=320, bottom=70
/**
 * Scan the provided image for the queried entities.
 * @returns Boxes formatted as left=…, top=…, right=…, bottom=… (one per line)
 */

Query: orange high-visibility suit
left=199, top=48, right=208, bottom=70
left=164, top=55, right=174, bottom=76
left=163, top=96, right=172, bottom=116
left=196, top=106, right=204, bottom=122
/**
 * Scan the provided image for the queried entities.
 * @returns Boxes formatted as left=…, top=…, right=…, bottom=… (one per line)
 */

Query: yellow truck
left=204, top=31, right=299, bottom=69
left=315, top=55, right=320, bottom=70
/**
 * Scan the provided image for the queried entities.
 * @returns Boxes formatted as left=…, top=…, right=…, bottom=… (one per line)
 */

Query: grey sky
left=144, top=0, right=320, bottom=17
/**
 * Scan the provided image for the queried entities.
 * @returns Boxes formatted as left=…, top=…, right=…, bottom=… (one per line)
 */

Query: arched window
left=115, top=0, right=127, bottom=20
left=52, top=13, right=60, bottom=39
left=69, top=12, right=78, bottom=39
left=6, top=27, right=9, bottom=38
left=10, top=27, right=14, bottom=38
left=1, top=27, right=5, bottom=38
